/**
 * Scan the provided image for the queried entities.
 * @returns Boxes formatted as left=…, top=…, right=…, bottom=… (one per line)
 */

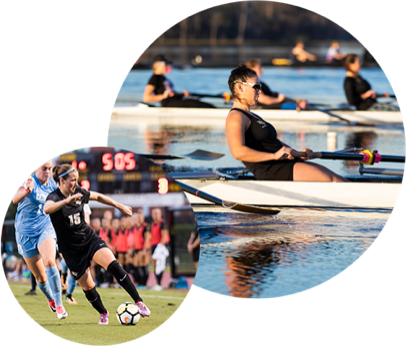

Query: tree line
left=152, top=2, right=355, bottom=46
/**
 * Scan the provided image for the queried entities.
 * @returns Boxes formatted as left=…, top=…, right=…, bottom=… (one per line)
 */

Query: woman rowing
left=343, top=54, right=398, bottom=111
left=143, top=55, right=215, bottom=108
left=44, top=164, right=150, bottom=324
left=226, top=64, right=347, bottom=182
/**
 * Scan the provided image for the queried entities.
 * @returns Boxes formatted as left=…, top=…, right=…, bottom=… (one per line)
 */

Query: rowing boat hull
left=112, top=105, right=403, bottom=125
left=177, top=179, right=402, bottom=209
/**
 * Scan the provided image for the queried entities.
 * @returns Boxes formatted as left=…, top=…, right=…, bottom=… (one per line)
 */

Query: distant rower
left=343, top=54, right=398, bottom=111
left=143, top=55, right=215, bottom=108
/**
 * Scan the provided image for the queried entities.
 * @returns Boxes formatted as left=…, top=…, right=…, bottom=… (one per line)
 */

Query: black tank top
left=230, top=108, right=300, bottom=181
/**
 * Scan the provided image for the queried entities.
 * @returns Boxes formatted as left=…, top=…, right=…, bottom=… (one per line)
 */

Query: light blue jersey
left=15, top=174, right=57, bottom=237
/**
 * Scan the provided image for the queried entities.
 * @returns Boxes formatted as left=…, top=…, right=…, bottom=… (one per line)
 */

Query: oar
left=176, top=180, right=280, bottom=215
left=376, top=94, right=396, bottom=99
left=292, top=150, right=405, bottom=164
left=139, top=149, right=225, bottom=161
left=284, top=97, right=359, bottom=125
left=189, top=92, right=232, bottom=103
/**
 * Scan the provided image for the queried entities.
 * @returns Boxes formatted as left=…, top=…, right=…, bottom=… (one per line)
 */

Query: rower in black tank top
left=231, top=108, right=302, bottom=181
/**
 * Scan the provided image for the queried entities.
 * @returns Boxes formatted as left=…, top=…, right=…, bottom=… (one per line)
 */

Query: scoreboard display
left=58, top=149, right=181, bottom=195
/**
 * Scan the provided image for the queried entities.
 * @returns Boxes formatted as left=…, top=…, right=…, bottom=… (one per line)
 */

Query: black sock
left=62, top=272, right=68, bottom=284
left=83, top=287, right=107, bottom=314
left=107, top=260, right=142, bottom=302
left=31, top=273, right=37, bottom=291
left=142, top=266, right=149, bottom=286
left=132, top=266, right=141, bottom=284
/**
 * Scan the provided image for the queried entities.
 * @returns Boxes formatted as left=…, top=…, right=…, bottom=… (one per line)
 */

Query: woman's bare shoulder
left=226, top=109, right=250, bottom=130
left=227, top=109, right=247, bottom=121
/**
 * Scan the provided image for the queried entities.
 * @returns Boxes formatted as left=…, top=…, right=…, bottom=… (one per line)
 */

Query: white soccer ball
left=116, top=302, right=141, bottom=325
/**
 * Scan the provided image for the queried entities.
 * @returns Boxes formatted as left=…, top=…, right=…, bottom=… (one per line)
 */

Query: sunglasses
left=234, top=81, right=262, bottom=91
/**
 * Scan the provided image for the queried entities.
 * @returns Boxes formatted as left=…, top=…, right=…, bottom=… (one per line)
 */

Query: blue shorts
left=15, top=225, right=56, bottom=258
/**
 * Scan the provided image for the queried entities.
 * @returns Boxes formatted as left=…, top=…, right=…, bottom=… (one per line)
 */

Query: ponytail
left=342, top=53, right=358, bottom=71
left=52, top=164, right=75, bottom=184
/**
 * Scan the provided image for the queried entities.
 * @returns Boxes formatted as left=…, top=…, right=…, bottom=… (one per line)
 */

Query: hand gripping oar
left=176, top=181, right=280, bottom=215
left=139, top=150, right=225, bottom=161
left=292, top=150, right=405, bottom=164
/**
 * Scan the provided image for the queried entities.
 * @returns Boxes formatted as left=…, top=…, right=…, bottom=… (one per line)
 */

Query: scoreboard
left=57, top=149, right=181, bottom=195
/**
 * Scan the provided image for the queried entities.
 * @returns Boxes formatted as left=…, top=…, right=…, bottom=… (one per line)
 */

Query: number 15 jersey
left=46, top=187, right=94, bottom=256
left=15, top=174, right=57, bottom=237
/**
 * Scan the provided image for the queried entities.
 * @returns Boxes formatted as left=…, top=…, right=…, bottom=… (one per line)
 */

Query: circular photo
left=1, top=147, right=198, bottom=344
left=108, top=1, right=404, bottom=298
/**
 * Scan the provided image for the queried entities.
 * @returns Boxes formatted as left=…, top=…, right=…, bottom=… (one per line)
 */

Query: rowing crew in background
left=291, top=42, right=317, bottom=63
left=143, top=54, right=215, bottom=108
left=343, top=54, right=399, bottom=111
left=326, top=41, right=346, bottom=63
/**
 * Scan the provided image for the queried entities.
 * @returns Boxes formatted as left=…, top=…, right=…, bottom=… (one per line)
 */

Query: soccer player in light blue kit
left=13, top=160, right=67, bottom=319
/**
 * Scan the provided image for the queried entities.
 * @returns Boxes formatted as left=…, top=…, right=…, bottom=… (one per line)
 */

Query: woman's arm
left=226, top=111, right=294, bottom=162
left=143, top=231, right=151, bottom=253
left=160, top=230, right=169, bottom=245
left=12, top=187, right=29, bottom=204
left=278, top=140, right=313, bottom=160
left=12, top=177, right=34, bottom=204
left=187, top=232, right=200, bottom=253
left=89, top=191, right=132, bottom=216
left=143, top=84, right=172, bottom=103
left=44, top=193, right=83, bottom=214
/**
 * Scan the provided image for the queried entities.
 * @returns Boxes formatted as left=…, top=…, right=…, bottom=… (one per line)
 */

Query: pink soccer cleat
left=136, top=301, right=151, bottom=317
left=98, top=311, right=109, bottom=325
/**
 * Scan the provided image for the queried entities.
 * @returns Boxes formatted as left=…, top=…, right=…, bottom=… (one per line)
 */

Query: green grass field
left=9, top=283, right=188, bottom=345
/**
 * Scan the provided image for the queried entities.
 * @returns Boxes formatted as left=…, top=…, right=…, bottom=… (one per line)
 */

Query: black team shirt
left=343, top=76, right=376, bottom=110
left=46, top=187, right=94, bottom=257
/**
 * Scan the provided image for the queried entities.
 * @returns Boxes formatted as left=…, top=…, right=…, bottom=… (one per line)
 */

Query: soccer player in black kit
left=44, top=164, right=151, bottom=325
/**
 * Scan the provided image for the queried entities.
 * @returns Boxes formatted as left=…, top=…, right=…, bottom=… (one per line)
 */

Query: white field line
left=109, top=292, right=185, bottom=300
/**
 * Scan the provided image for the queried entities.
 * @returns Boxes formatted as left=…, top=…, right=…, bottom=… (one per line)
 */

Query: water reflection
left=194, top=210, right=386, bottom=298
left=143, top=125, right=216, bottom=158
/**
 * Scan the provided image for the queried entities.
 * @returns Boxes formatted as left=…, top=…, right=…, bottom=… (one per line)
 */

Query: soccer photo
left=1, top=147, right=198, bottom=344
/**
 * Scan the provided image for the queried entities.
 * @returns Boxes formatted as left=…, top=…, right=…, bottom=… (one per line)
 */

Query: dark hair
left=228, top=64, right=257, bottom=99
left=342, top=54, right=358, bottom=71
left=52, top=164, right=75, bottom=183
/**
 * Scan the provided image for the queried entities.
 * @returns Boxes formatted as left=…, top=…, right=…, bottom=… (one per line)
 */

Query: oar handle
left=292, top=150, right=369, bottom=162
left=376, top=94, right=396, bottom=99
left=292, top=150, right=405, bottom=164
left=176, top=181, right=224, bottom=206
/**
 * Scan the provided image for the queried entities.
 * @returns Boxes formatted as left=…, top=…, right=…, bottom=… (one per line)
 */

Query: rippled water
left=193, top=209, right=388, bottom=298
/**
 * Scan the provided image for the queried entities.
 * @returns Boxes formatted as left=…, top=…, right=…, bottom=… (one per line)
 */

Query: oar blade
left=139, top=150, right=224, bottom=161
left=225, top=201, right=280, bottom=215
left=181, top=150, right=225, bottom=160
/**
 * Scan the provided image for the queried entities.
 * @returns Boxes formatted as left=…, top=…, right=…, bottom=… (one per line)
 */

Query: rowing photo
left=2, top=147, right=197, bottom=344
left=108, top=1, right=404, bottom=299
